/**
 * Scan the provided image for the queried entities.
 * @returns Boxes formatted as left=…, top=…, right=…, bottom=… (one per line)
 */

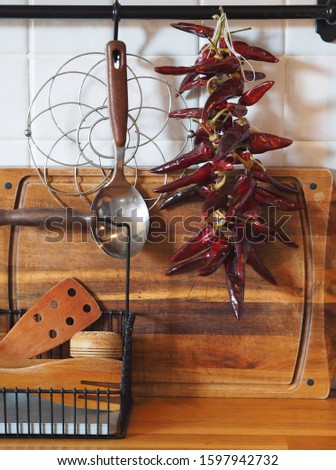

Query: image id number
left=200, top=454, right=279, bottom=466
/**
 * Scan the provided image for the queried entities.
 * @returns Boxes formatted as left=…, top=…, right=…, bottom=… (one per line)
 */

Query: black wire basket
left=0, top=309, right=135, bottom=439
left=0, top=224, right=135, bottom=439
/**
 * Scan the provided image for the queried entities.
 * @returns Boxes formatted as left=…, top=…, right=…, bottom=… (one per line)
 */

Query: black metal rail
left=0, top=2, right=333, bottom=22
left=0, top=2, right=335, bottom=42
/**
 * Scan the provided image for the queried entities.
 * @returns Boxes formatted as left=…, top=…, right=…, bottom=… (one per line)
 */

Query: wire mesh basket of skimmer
left=25, top=50, right=193, bottom=210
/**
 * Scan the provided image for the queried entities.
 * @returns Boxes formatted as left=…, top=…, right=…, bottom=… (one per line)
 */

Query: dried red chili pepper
left=247, top=132, right=293, bottom=154
left=213, top=125, right=250, bottom=163
left=153, top=162, right=217, bottom=194
left=154, top=65, right=192, bottom=76
left=195, top=45, right=217, bottom=64
left=234, top=149, right=253, bottom=164
left=251, top=164, right=298, bottom=194
left=215, top=115, right=234, bottom=133
left=240, top=70, right=267, bottom=81
left=151, top=141, right=213, bottom=174
left=226, top=174, right=257, bottom=217
left=234, top=240, right=246, bottom=282
left=171, top=22, right=215, bottom=38
left=169, top=107, right=203, bottom=119
left=193, top=127, right=209, bottom=146
left=193, top=124, right=220, bottom=146
left=224, top=250, right=245, bottom=319
left=159, top=185, right=206, bottom=210
left=202, top=188, right=229, bottom=217
left=211, top=100, right=248, bottom=119
left=198, top=238, right=230, bottom=276
left=202, top=77, right=244, bottom=123
left=231, top=223, right=250, bottom=281
left=154, top=56, right=240, bottom=77
left=225, top=103, right=248, bottom=118
left=213, top=156, right=235, bottom=172
left=238, top=198, right=263, bottom=220
left=171, top=224, right=216, bottom=263
left=178, top=72, right=208, bottom=95
left=238, top=81, right=274, bottom=106
left=165, top=249, right=211, bottom=275
left=234, top=173, right=255, bottom=196
left=195, top=56, right=240, bottom=75
left=254, top=187, right=304, bottom=211
left=221, top=39, right=279, bottom=63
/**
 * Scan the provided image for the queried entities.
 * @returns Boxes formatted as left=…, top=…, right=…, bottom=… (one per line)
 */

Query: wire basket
left=0, top=308, right=135, bottom=439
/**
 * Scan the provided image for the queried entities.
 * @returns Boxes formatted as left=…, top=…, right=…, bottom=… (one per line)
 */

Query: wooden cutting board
left=0, top=167, right=334, bottom=398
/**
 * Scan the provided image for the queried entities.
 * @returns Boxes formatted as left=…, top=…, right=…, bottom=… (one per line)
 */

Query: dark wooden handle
left=106, top=40, right=128, bottom=148
left=0, top=208, right=96, bottom=227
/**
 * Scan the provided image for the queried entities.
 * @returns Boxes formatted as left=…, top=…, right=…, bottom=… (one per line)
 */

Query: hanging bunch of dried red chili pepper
left=152, top=10, right=303, bottom=319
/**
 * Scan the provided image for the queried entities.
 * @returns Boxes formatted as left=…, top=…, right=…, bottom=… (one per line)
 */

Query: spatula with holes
left=0, top=278, right=101, bottom=360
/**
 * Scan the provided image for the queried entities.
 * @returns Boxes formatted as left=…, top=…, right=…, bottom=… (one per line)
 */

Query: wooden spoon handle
left=106, top=40, right=128, bottom=148
left=0, top=207, right=95, bottom=227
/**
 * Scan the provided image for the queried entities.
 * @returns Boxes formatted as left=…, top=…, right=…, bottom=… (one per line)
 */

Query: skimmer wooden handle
left=106, top=40, right=128, bottom=148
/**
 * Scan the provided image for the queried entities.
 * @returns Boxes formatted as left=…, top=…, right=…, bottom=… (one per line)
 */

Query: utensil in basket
left=0, top=278, right=101, bottom=360
left=0, top=357, right=122, bottom=411
left=70, top=331, right=123, bottom=359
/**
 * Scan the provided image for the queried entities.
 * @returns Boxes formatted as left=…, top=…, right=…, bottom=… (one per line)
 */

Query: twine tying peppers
left=151, top=9, right=303, bottom=319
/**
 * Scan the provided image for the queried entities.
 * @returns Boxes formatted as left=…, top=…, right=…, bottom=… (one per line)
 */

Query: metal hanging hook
left=112, top=1, right=121, bottom=40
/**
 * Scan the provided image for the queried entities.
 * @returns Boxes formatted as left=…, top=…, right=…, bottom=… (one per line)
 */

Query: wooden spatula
left=0, top=357, right=122, bottom=410
left=0, top=278, right=101, bottom=360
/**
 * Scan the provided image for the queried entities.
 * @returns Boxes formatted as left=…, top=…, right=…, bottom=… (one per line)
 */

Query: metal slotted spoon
left=90, top=40, right=150, bottom=258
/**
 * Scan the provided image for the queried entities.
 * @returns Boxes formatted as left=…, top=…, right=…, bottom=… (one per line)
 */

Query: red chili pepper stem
left=207, top=108, right=231, bottom=128
left=210, top=11, right=225, bottom=49
left=233, top=152, right=254, bottom=170
left=193, top=120, right=220, bottom=144
left=211, top=173, right=227, bottom=191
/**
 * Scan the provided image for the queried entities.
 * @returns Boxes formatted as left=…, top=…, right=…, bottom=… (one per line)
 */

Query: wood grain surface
left=1, top=393, right=336, bottom=449
left=0, top=167, right=334, bottom=399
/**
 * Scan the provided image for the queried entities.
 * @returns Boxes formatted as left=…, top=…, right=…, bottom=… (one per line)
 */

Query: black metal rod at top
left=0, top=4, right=335, bottom=25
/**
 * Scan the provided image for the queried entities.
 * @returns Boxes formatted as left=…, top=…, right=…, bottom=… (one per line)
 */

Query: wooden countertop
left=1, top=393, right=336, bottom=450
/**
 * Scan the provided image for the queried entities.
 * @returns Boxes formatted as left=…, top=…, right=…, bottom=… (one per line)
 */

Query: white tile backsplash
left=0, top=141, right=30, bottom=167
left=118, top=20, right=199, bottom=57
left=285, top=56, right=336, bottom=142
left=0, top=57, right=29, bottom=141
left=0, top=1, right=28, bottom=54
left=30, top=0, right=199, bottom=56
left=30, top=20, right=115, bottom=56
